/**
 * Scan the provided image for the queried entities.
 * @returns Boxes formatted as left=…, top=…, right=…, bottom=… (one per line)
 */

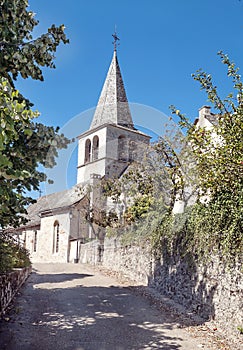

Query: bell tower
left=77, top=34, right=150, bottom=184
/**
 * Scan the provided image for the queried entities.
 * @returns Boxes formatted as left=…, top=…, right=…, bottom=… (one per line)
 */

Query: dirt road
left=0, top=263, right=222, bottom=350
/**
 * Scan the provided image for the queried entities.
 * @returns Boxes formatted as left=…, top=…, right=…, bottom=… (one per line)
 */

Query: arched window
left=84, top=139, right=91, bottom=163
left=118, top=135, right=126, bottom=161
left=129, top=140, right=136, bottom=161
left=53, top=221, right=60, bottom=254
left=92, top=135, right=99, bottom=161
left=33, top=230, right=37, bottom=252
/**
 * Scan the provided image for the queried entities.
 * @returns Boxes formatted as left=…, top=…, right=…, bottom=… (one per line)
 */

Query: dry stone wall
left=80, top=238, right=242, bottom=339
left=103, top=238, right=153, bottom=284
left=0, top=266, right=31, bottom=315
left=150, top=255, right=242, bottom=338
left=80, top=240, right=103, bottom=265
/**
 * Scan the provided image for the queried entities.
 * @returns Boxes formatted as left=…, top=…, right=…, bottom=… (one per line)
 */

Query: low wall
left=103, top=239, right=153, bottom=284
left=80, top=240, right=104, bottom=265
left=80, top=238, right=242, bottom=340
left=0, top=266, right=32, bottom=316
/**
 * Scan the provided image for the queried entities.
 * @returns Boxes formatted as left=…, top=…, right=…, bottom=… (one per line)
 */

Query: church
left=12, top=38, right=151, bottom=263
left=9, top=36, right=216, bottom=264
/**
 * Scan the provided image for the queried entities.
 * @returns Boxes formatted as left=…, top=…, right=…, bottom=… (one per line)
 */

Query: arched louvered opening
left=118, top=135, right=127, bottom=161
left=92, top=135, right=99, bottom=161
left=129, top=140, right=136, bottom=161
left=84, top=139, right=91, bottom=163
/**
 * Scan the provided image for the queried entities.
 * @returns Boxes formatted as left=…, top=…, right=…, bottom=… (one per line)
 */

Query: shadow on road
left=31, top=272, right=94, bottom=284
left=0, top=267, right=198, bottom=350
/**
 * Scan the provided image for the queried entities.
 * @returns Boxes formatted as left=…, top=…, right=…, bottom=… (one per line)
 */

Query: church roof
left=77, top=121, right=150, bottom=140
left=18, top=186, right=85, bottom=230
left=90, top=49, right=134, bottom=130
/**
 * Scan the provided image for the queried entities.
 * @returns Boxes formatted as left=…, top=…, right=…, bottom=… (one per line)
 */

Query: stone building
left=12, top=44, right=150, bottom=263
left=9, top=40, right=217, bottom=263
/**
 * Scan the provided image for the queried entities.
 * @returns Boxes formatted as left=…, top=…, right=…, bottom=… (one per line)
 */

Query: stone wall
left=103, top=238, right=153, bottom=284
left=0, top=266, right=32, bottom=316
left=150, top=255, right=242, bottom=338
left=80, top=240, right=103, bottom=265
left=80, top=238, right=242, bottom=339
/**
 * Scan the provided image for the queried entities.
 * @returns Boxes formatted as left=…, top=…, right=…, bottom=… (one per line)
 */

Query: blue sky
left=15, top=0, right=243, bottom=194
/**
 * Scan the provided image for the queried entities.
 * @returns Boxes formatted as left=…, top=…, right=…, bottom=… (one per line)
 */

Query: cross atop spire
left=112, top=30, right=120, bottom=51
left=90, top=39, right=134, bottom=130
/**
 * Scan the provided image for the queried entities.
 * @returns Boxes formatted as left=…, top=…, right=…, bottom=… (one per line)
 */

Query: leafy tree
left=169, top=52, right=243, bottom=261
left=0, top=0, right=70, bottom=228
left=102, top=133, right=185, bottom=228
left=0, top=0, right=69, bottom=85
left=105, top=52, right=243, bottom=263
left=171, top=52, right=243, bottom=197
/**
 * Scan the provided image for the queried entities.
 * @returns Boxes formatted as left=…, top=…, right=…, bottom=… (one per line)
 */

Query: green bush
left=0, top=234, right=31, bottom=273
left=112, top=193, right=242, bottom=267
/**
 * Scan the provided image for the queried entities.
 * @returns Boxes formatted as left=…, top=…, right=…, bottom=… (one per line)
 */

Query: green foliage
left=89, top=208, right=119, bottom=229
left=187, top=194, right=243, bottom=261
left=0, top=0, right=69, bottom=84
left=152, top=136, right=185, bottom=208
left=124, top=194, right=154, bottom=224
left=237, top=326, right=243, bottom=335
left=120, top=194, right=242, bottom=265
left=108, top=52, right=243, bottom=266
left=102, top=162, right=154, bottom=201
left=171, top=52, right=243, bottom=197
left=102, top=133, right=186, bottom=229
left=0, top=234, right=31, bottom=273
left=167, top=53, right=243, bottom=264
left=0, top=76, right=70, bottom=228
left=101, top=162, right=156, bottom=227
left=0, top=1, right=70, bottom=228
left=120, top=198, right=172, bottom=248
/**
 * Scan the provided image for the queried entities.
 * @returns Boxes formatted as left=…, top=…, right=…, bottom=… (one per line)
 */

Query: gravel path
left=0, top=263, right=230, bottom=350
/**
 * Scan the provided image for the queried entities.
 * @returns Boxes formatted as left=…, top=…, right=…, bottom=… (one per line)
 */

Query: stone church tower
left=76, top=46, right=150, bottom=185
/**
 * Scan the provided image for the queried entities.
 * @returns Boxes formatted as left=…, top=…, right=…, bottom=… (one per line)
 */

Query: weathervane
left=112, top=28, right=120, bottom=51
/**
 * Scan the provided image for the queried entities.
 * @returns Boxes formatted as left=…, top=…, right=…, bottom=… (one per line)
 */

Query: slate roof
left=90, top=50, right=134, bottom=130
left=25, top=186, right=85, bottom=228
left=205, top=113, right=218, bottom=126
left=194, top=113, right=218, bottom=126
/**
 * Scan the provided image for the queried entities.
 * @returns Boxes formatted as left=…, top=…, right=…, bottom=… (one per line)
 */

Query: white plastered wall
left=29, top=213, right=71, bottom=263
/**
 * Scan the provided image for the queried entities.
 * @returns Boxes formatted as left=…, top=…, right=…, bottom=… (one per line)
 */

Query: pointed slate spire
left=90, top=48, right=134, bottom=130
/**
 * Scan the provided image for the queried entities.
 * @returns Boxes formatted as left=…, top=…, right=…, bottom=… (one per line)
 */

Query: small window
left=33, top=231, right=37, bottom=252
left=92, top=135, right=99, bottom=161
left=84, top=139, right=91, bottom=163
left=56, top=230, right=59, bottom=253
left=53, top=221, right=60, bottom=254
